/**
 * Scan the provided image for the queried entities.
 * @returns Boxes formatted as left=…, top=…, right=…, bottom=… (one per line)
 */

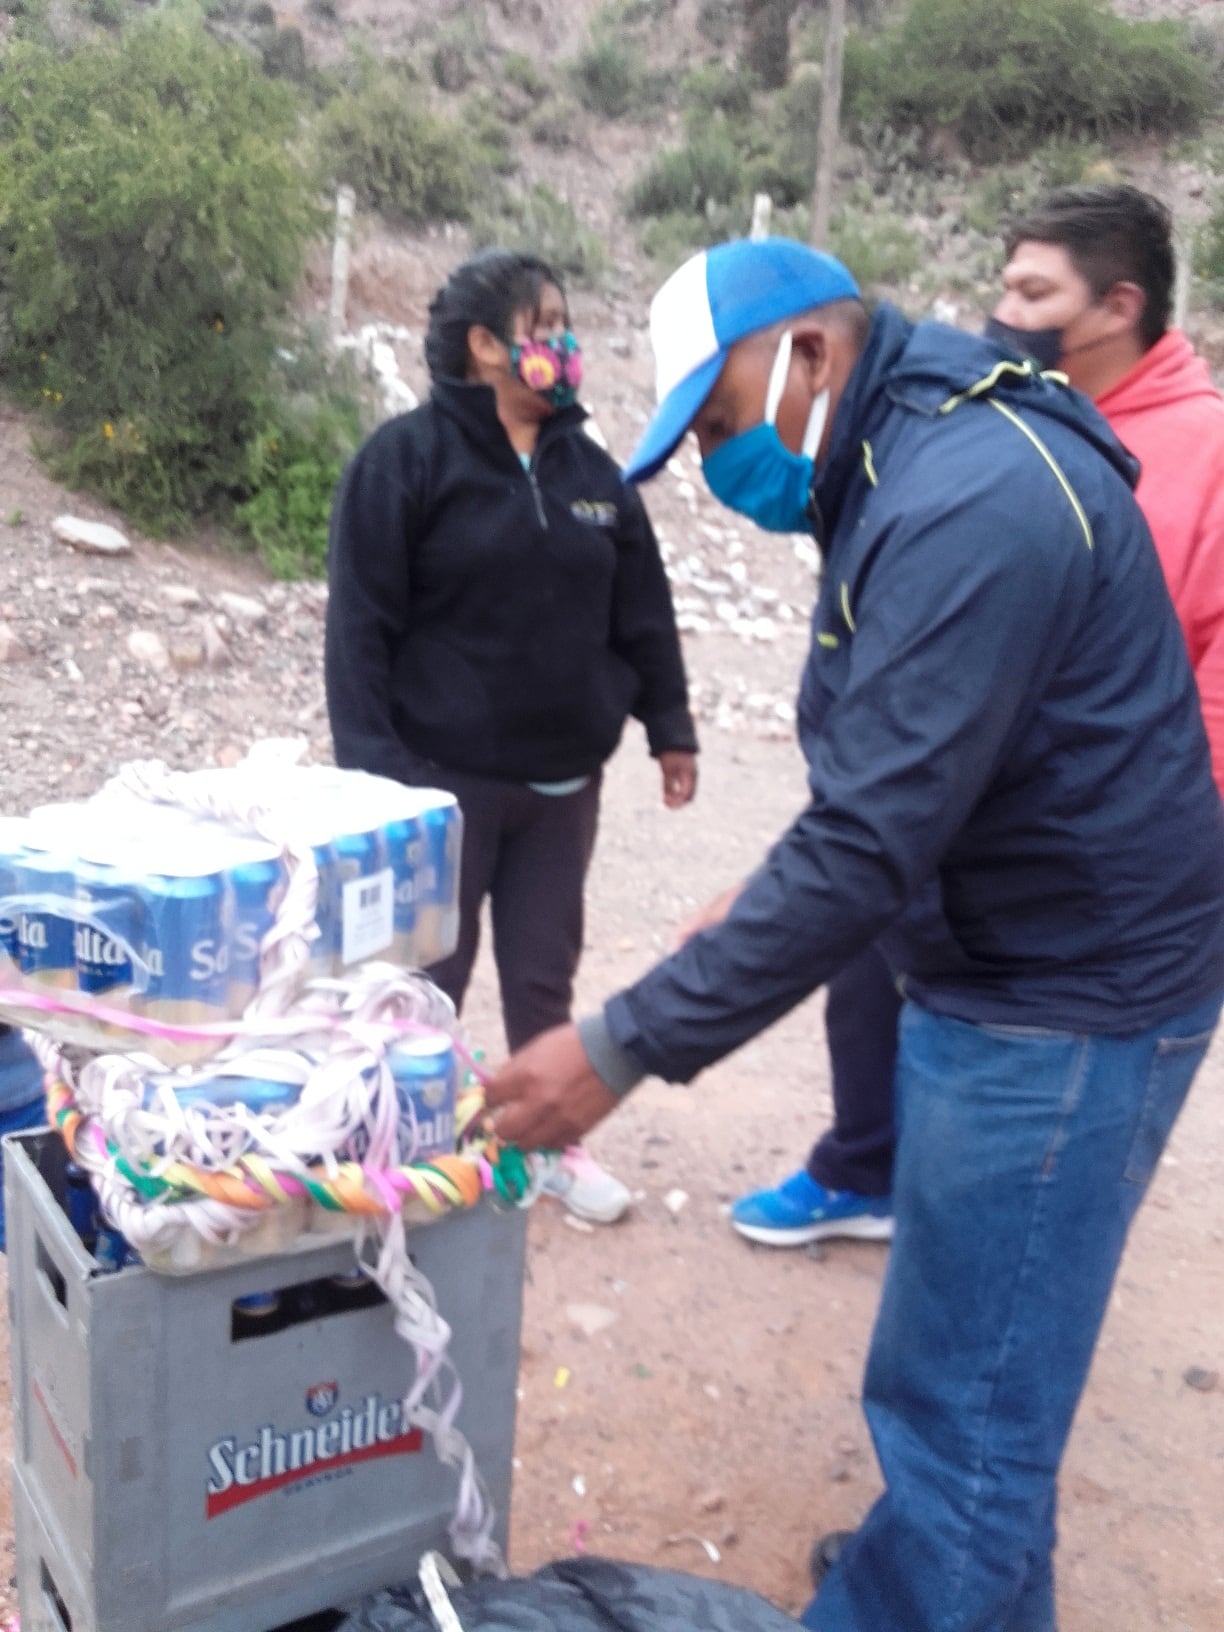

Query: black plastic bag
left=337, top=1557, right=799, bottom=1631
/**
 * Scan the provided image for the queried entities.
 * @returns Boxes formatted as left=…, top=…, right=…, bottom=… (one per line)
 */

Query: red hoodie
left=1097, top=330, right=1224, bottom=794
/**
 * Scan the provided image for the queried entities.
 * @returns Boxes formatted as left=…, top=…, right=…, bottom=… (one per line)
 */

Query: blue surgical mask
left=702, top=330, right=830, bottom=533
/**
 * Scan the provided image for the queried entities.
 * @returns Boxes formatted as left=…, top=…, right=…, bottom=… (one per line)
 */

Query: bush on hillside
left=470, top=184, right=610, bottom=287
left=236, top=356, right=364, bottom=578
left=316, top=65, right=488, bottom=223
left=627, top=124, right=747, bottom=219
left=844, top=0, right=1210, bottom=162
left=1200, top=199, right=1224, bottom=302
left=0, top=15, right=322, bottom=535
left=569, top=35, right=665, bottom=119
left=680, top=62, right=757, bottom=124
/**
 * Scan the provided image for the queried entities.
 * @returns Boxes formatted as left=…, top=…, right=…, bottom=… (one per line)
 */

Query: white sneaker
left=540, top=1147, right=632, bottom=1224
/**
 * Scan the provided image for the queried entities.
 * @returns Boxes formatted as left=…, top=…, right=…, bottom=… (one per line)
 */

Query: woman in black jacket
left=325, top=249, right=698, bottom=1222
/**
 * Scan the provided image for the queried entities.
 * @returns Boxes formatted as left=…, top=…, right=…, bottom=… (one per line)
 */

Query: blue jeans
left=0, top=1027, right=48, bottom=1252
left=803, top=990, right=1222, bottom=1632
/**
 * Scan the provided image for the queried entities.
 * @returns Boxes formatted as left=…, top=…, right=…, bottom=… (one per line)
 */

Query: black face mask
left=983, top=317, right=1064, bottom=373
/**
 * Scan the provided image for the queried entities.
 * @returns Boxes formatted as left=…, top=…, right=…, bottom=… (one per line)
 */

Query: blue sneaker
left=730, top=1169, right=893, bottom=1246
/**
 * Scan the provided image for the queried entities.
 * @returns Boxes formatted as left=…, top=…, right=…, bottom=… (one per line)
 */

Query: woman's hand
left=658, top=750, right=698, bottom=809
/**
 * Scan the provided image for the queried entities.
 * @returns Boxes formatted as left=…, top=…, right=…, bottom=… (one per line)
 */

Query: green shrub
left=1199, top=199, right=1224, bottom=299
left=504, top=50, right=548, bottom=98
left=962, top=139, right=1108, bottom=237
left=470, top=184, right=610, bottom=286
left=316, top=67, right=487, bottom=223
left=0, top=15, right=320, bottom=534
left=527, top=94, right=581, bottom=149
left=681, top=62, right=757, bottom=125
left=695, top=0, right=738, bottom=50
left=260, top=24, right=309, bottom=83
left=463, top=89, right=520, bottom=178
left=569, top=35, right=668, bottom=119
left=237, top=390, right=362, bottom=578
left=829, top=209, right=921, bottom=286
left=628, top=123, right=746, bottom=218
left=845, top=0, right=1210, bottom=162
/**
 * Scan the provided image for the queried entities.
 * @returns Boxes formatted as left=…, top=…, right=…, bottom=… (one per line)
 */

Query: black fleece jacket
left=325, top=380, right=697, bottom=785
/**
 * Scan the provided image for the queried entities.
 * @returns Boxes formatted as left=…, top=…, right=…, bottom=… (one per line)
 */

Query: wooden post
left=810, top=0, right=847, bottom=249
left=329, top=185, right=356, bottom=343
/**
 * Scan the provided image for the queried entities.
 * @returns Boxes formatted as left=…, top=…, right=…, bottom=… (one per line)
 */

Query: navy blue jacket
left=602, top=306, right=1224, bottom=1084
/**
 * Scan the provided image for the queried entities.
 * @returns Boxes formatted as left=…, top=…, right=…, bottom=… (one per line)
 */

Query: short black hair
left=1004, top=184, right=1174, bottom=350
left=424, top=249, right=566, bottom=382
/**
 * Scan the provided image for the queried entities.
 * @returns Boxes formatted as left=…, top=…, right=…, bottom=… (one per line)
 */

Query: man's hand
left=485, top=1023, right=620, bottom=1151
left=658, top=750, right=698, bottom=809
left=672, top=879, right=745, bottom=951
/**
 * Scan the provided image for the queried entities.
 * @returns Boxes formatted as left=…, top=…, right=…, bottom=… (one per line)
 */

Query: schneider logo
left=205, top=1387, right=423, bottom=1517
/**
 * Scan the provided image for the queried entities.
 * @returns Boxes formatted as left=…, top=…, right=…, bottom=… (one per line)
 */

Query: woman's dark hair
left=1005, top=185, right=1174, bottom=351
left=424, top=249, right=566, bottom=382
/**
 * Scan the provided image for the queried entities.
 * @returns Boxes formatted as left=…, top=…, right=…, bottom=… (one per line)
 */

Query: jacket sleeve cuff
left=643, top=703, right=699, bottom=757
left=577, top=1010, right=647, bottom=1098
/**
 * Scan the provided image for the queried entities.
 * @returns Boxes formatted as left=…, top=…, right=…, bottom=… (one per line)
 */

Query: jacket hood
left=1096, top=329, right=1223, bottom=419
left=813, top=304, right=1139, bottom=535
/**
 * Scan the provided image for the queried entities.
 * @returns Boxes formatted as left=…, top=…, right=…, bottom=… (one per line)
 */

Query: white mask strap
left=766, top=329, right=829, bottom=460
left=764, top=329, right=793, bottom=427
left=802, top=388, right=830, bottom=461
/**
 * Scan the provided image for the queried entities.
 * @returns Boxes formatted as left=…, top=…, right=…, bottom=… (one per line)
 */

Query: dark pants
left=806, top=943, right=900, bottom=1197
left=411, top=766, right=602, bottom=1052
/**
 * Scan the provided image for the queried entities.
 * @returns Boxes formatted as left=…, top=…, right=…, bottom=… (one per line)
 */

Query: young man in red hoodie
left=993, top=183, right=1224, bottom=788
left=728, top=183, right=1224, bottom=1257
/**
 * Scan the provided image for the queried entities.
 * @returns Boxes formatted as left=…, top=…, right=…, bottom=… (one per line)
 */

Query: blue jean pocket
left=1123, top=1029, right=1215, bottom=1188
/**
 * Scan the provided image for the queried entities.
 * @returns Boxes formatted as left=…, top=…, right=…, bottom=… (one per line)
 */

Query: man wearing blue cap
left=486, top=238, right=1224, bottom=1630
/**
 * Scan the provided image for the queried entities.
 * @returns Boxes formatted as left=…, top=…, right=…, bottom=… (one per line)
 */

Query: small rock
left=168, top=635, right=205, bottom=672
left=216, top=591, right=268, bottom=628
left=202, top=619, right=232, bottom=669
left=1184, top=1366, right=1219, bottom=1393
left=76, top=576, right=120, bottom=598
left=0, top=622, right=27, bottom=663
left=52, top=515, right=131, bottom=556
left=162, top=584, right=203, bottom=609
left=663, top=1188, right=689, bottom=1218
left=565, top=1303, right=619, bottom=1339
left=126, top=630, right=171, bottom=673
left=696, top=1490, right=726, bottom=1515
left=608, top=334, right=631, bottom=357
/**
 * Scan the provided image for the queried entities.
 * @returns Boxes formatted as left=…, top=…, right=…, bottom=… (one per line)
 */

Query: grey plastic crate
left=5, top=1131, right=526, bottom=1632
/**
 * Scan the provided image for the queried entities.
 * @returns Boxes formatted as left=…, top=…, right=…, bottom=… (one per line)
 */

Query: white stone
left=126, top=630, right=171, bottom=672
left=52, top=516, right=131, bottom=556
left=663, top=1188, right=689, bottom=1217
left=203, top=619, right=232, bottom=668
left=216, top=592, right=268, bottom=628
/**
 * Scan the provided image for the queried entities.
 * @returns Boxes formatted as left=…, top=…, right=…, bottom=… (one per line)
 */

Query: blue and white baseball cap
left=624, top=237, right=860, bottom=483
